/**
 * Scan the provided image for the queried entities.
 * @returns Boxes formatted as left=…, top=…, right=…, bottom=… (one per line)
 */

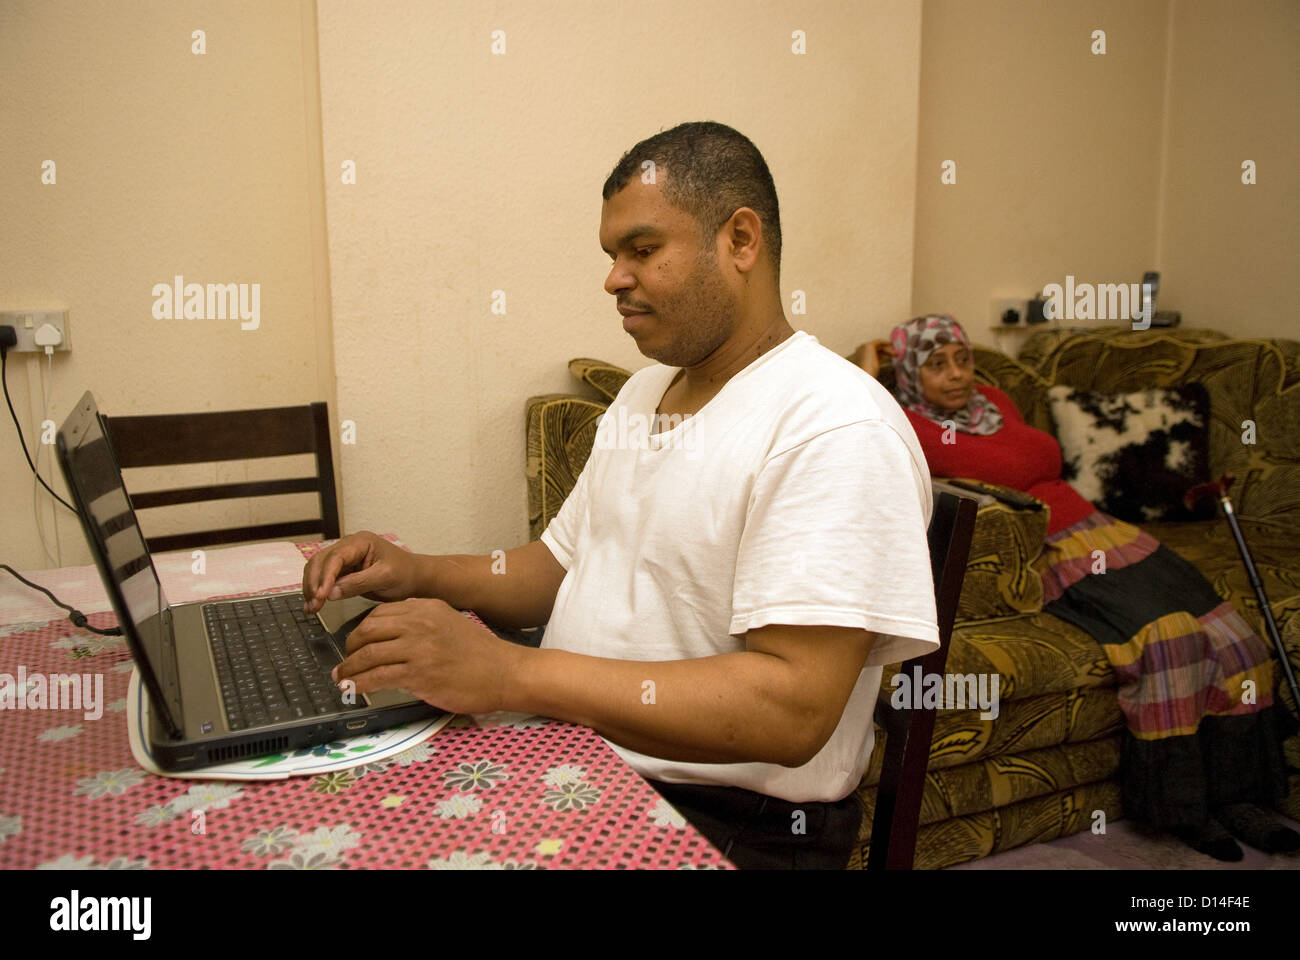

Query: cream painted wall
left=1157, top=0, right=1300, bottom=340
left=912, top=0, right=1298, bottom=349
left=911, top=0, right=1171, bottom=349
left=315, top=0, right=924, bottom=557
left=6, top=0, right=1291, bottom=577
left=0, top=1, right=334, bottom=571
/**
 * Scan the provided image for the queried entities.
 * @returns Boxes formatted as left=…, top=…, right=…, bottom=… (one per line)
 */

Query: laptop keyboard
left=203, top=594, right=354, bottom=731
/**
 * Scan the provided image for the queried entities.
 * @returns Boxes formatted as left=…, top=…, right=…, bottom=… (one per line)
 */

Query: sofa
left=523, top=325, right=1300, bottom=868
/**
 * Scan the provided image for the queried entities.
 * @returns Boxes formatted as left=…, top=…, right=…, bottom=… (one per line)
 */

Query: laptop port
left=345, top=719, right=366, bottom=730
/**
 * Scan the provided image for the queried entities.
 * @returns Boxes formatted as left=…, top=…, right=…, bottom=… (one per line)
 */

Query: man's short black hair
left=602, top=121, right=782, bottom=280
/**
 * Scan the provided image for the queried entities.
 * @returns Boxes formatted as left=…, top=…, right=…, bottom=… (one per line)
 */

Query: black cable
left=1, top=345, right=78, bottom=513
left=0, top=563, right=122, bottom=636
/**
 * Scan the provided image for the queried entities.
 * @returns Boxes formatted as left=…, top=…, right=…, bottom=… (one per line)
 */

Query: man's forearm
left=417, top=540, right=564, bottom=629
left=502, top=645, right=825, bottom=767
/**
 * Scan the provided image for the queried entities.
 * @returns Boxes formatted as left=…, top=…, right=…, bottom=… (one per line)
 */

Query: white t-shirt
left=539, top=330, right=938, bottom=802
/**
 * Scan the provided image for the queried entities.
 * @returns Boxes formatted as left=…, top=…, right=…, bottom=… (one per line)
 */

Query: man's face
left=599, top=177, right=739, bottom=367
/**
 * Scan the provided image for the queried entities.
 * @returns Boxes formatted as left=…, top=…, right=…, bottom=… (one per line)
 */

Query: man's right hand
left=301, top=531, right=424, bottom=614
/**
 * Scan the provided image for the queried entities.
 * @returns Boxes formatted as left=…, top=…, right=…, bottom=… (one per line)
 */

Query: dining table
left=0, top=536, right=733, bottom=870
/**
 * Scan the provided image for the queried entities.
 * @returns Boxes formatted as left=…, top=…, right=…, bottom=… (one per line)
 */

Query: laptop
left=56, top=390, right=444, bottom=771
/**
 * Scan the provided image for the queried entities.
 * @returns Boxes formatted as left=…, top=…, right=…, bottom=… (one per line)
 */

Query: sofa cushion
left=859, top=736, right=1123, bottom=826
left=1013, top=328, right=1300, bottom=527
left=525, top=394, right=608, bottom=540
left=937, top=479, right=1050, bottom=621
left=1139, top=517, right=1299, bottom=640
left=867, top=684, right=1124, bottom=783
left=877, top=607, right=1115, bottom=718
left=849, top=779, right=1123, bottom=870
left=1016, top=327, right=1234, bottom=371
left=567, top=358, right=632, bottom=402
left=969, top=347, right=1056, bottom=434
left=1046, top=383, right=1215, bottom=523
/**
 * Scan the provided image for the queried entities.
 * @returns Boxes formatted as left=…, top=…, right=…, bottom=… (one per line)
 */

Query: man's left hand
left=331, top=598, right=519, bottom=715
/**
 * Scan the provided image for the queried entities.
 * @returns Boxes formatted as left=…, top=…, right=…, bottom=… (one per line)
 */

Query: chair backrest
left=103, top=402, right=340, bottom=553
left=867, top=489, right=978, bottom=870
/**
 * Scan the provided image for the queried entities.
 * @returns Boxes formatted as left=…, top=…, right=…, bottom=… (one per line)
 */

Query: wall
left=1157, top=0, right=1300, bottom=339
left=911, top=0, right=1298, bottom=347
left=0, top=0, right=334, bottom=571
left=315, top=0, right=925, bottom=557
left=14, top=1, right=1284, bottom=571
left=911, top=0, right=1171, bottom=347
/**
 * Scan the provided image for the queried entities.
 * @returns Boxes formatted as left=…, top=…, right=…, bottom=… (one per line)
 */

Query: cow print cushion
left=1046, top=384, right=1215, bottom=523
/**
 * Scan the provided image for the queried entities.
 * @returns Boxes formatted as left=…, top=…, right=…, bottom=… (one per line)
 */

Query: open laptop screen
left=57, top=391, right=180, bottom=733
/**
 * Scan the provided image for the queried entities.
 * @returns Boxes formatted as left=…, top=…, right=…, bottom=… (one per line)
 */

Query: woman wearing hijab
left=853, top=314, right=1297, bottom=861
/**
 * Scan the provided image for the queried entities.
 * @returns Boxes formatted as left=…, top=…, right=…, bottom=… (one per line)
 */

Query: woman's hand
left=851, top=339, right=895, bottom=379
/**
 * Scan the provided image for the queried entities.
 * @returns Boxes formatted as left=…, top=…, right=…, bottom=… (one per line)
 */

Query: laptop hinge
left=159, top=606, right=185, bottom=738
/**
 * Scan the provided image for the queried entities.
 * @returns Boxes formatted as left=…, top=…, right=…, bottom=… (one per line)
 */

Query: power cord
left=0, top=564, right=122, bottom=636
left=0, top=329, right=112, bottom=634
left=33, top=348, right=62, bottom=566
left=0, top=331, right=76, bottom=513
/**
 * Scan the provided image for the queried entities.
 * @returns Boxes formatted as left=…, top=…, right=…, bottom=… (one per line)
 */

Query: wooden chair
left=103, top=402, right=340, bottom=553
left=867, top=489, right=978, bottom=870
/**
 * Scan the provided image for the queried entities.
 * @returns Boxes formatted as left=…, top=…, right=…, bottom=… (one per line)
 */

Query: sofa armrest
left=1021, top=329, right=1300, bottom=525
left=970, top=347, right=1056, bottom=435
left=525, top=394, right=608, bottom=540
left=939, top=478, right=1050, bottom=622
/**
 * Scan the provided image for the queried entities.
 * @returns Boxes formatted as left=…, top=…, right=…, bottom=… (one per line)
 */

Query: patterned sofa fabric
left=849, top=779, right=1124, bottom=871
left=525, top=394, right=606, bottom=541
left=530, top=364, right=1056, bottom=621
left=526, top=329, right=1300, bottom=638
left=991, top=328, right=1300, bottom=634
left=567, top=357, right=632, bottom=402
left=527, top=330, right=1300, bottom=634
left=856, top=736, right=1124, bottom=829
left=864, top=684, right=1125, bottom=785
left=1013, top=327, right=1300, bottom=528
left=942, top=481, right=1049, bottom=621
left=524, top=329, right=1300, bottom=868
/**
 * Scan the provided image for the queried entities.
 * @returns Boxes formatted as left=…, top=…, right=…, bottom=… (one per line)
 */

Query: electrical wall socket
left=989, top=297, right=1025, bottom=327
left=0, top=310, right=71, bottom=353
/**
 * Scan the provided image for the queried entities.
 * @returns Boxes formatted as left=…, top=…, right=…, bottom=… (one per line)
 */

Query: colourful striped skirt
left=1040, top=510, right=1289, bottom=829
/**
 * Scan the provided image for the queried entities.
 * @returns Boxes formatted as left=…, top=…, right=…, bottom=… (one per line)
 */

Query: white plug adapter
left=34, top=323, right=63, bottom=354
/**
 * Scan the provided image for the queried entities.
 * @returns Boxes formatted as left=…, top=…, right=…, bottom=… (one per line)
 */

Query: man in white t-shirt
left=304, top=122, right=938, bottom=869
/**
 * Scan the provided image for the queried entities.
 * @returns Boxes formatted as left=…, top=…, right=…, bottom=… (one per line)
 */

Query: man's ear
left=721, top=207, right=764, bottom=272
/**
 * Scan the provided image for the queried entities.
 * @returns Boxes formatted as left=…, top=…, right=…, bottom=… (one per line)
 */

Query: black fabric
left=1173, top=820, right=1243, bottom=861
left=646, top=779, right=862, bottom=870
left=1044, top=544, right=1290, bottom=831
left=1044, top=545, right=1223, bottom=648
left=1120, top=709, right=1291, bottom=830
left=1214, top=802, right=1300, bottom=853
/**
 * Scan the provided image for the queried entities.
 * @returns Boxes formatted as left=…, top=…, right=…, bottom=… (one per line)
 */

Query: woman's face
left=918, top=341, right=975, bottom=412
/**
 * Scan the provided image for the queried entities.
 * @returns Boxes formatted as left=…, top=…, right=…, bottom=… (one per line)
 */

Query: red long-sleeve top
left=903, top=384, right=1095, bottom=536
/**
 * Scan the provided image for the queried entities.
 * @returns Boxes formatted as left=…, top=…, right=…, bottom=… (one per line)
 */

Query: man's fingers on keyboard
left=334, top=567, right=374, bottom=600
left=305, top=550, right=345, bottom=611
left=316, top=552, right=348, bottom=600
left=304, top=547, right=327, bottom=591
left=343, top=607, right=402, bottom=654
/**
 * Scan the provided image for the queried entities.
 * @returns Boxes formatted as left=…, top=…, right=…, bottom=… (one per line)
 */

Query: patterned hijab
left=890, top=314, right=1003, bottom=435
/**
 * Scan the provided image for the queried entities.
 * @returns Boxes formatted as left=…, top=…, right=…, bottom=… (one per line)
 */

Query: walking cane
left=1185, top=474, right=1300, bottom=722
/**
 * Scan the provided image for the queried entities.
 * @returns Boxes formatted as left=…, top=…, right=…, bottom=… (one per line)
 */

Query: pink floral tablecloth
left=0, top=538, right=732, bottom=869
